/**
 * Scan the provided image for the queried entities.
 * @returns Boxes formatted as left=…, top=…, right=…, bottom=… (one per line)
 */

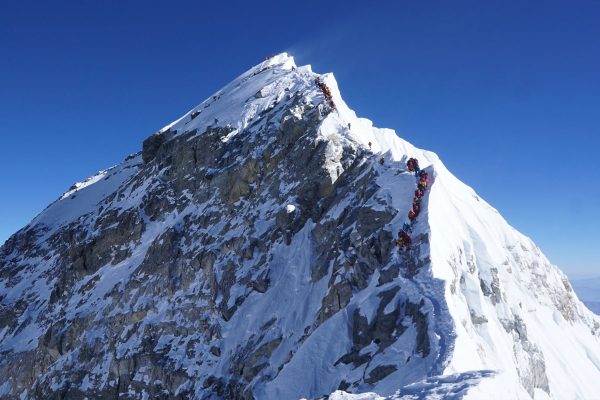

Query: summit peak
left=260, top=52, right=296, bottom=69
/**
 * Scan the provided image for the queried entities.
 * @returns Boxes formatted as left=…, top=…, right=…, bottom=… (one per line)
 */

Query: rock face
left=1, top=54, right=600, bottom=400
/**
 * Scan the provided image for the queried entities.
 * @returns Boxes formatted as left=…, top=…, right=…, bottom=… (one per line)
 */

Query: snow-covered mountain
left=1, top=53, right=599, bottom=400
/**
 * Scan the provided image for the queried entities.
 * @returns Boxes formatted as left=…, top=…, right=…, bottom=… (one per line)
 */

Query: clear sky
left=1, top=0, right=598, bottom=278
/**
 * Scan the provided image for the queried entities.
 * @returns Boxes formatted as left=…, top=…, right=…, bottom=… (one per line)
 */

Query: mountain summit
left=1, top=53, right=599, bottom=399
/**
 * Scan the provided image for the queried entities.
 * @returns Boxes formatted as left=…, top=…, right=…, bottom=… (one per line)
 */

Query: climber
left=396, top=236, right=405, bottom=248
left=348, top=123, right=351, bottom=130
left=412, top=202, right=420, bottom=215
left=411, top=159, right=420, bottom=175
left=396, top=230, right=411, bottom=250
left=408, top=209, right=417, bottom=222
left=402, top=221, right=412, bottom=233
left=368, top=141, right=372, bottom=150
left=419, top=170, right=428, bottom=180
left=407, top=158, right=415, bottom=172
left=419, top=174, right=428, bottom=184
left=379, top=156, right=385, bottom=165
left=415, top=189, right=424, bottom=199
left=403, top=231, right=412, bottom=246
left=418, top=179, right=428, bottom=191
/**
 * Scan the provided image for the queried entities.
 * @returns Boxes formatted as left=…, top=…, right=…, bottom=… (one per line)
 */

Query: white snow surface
left=29, top=156, right=141, bottom=238
left=2, top=53, right=600, bottom=399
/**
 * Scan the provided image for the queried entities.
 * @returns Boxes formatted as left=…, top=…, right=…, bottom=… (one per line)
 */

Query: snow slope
left=427, top=163, right=600, bottom=399
left=1, top=53, right=599, bottom=400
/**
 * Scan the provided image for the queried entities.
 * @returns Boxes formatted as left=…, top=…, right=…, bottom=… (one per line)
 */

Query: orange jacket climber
left=396, top=230, right=411, bottom=249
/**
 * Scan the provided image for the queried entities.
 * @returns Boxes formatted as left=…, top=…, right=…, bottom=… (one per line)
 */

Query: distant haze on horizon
left=1, top=0, right=599, bottom=278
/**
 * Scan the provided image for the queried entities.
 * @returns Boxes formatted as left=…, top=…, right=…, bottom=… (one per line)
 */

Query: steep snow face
left=304, top=55, right=600, bottom=398
left=426, top=163, right=600, bottom=399
left=1, top=53, right=599, bottom=400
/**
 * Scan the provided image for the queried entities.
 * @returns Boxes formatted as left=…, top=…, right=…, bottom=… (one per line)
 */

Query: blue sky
left=1, top=0, right=598, bottom=278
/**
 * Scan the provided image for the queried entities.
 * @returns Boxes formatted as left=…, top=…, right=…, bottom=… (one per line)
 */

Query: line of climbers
left=315, top=77, right=336, bottom=109
left=396, top=158, right=429, bottom=251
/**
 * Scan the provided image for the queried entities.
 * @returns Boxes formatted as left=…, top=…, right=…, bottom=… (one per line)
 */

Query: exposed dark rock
left=142, top=131, right=167, bottom=163
left=365, top=365, right=397, bottom=385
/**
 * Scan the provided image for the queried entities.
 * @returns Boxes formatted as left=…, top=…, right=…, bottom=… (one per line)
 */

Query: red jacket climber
left=408, top=210, right=417, bottom=221
left=415, top=189, right=424, bottom=199
left=407, top=159, right=415, bottom=172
